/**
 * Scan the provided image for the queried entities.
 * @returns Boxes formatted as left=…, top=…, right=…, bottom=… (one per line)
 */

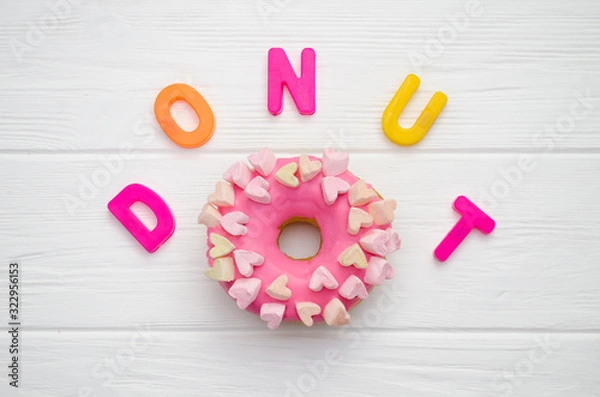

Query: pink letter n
left=268, top=48, right=316, bottom=116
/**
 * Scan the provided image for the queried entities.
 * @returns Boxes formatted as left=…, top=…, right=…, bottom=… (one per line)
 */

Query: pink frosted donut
left=198, top=148, right=400, bottom=329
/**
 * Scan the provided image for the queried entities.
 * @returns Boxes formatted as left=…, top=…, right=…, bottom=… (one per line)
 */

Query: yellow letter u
left=382, top=74, right=447, bottom=146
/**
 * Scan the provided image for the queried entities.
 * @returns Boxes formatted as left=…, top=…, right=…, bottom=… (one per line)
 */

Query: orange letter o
left=154, top=83, right=215, bottom=148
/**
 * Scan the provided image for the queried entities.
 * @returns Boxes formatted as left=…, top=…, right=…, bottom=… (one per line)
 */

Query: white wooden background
left=1, top=0, right=600, bottom=396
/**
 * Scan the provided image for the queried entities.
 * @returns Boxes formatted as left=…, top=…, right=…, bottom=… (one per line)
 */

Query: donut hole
left=277, top=218, right=322, bottom=260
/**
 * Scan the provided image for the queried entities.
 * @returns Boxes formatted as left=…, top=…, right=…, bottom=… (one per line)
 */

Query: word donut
left=198, top=148, right=400, bottom=329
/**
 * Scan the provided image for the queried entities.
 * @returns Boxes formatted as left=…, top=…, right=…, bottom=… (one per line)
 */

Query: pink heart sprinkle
left=220, top=211, right=249, bottom=236
left=364, top=257, right=394, bottom=286
left=233, top=249, right=264, bottom=277
left=322, top=148, right=349, bottom=176
left=223, top=162, right=252, bottom=189
left=339, top=275, right=369, bottom=300
left=248, top=148, right=277, bottom=177
left=359, top=228, right=401, bottom=256
left=321, top=177, right=350, bottom=205
left=309, top=266, right=339, bottom=291
left=228, top=278, right=262, bottom=310
left=244, top=176, right=271, bottom=204
left=260, top=302, right=285, bottom=330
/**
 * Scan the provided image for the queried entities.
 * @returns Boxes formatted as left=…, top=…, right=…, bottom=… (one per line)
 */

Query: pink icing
left=204, top=152, right=399, bottom=327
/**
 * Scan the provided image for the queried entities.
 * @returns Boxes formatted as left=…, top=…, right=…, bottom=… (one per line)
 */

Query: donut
left=198, top=148, right=400, bottom=329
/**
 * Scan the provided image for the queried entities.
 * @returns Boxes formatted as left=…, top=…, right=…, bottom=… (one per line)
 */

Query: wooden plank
left=0, top=153, right=598, bottom=330
left=0, top=1, right=598, bottom=152
left=1, top=331, right=598, bottom=396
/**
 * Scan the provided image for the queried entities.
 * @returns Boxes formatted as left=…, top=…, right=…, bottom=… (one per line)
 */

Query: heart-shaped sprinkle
left=364, top=257, right=394, bottom=286
left=367, top=199, right=397, bottom=226
left=309, top=266, right=339, bottom=292
left=339, top=275, right=369, bottom=300
left=220, top=211, right=249, bottom=236
left=323, top=298, right=350, bottom=326
left=338, top=244, right=368, bottom=269
left=209, top=233, right=235, bottom=258
left=322, top=148, right=349, bottom=176
left=233, top=249, right=264, bottom=277
left=228, top=278, right=262, bottom=309
left=347, top=207, right=373, bottom=235
left=299, top=154, right=322, bottom=182
left=359, top=228, right=401, bottom=256
left=275, top=162, right=299, bottom=188
left=205, top=257, right=235, bottom=281
left=244, top=176, right=271, bottom=204
left=248, top=147, right=277, bottom=177
left=321, top=177, right=350, bottom=205
left=207, top=181, right=235, bottom=207
left=348, top=180, right=377, bottom=206
left=266, top=275, right=292, bottom=301
left=223, top=162, right=252, bottom=189
left=197, top=204, right=221, bottom=228
left=260, top=302, right=286, bottom=330
left=296, top=302, right=321, bottom=327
